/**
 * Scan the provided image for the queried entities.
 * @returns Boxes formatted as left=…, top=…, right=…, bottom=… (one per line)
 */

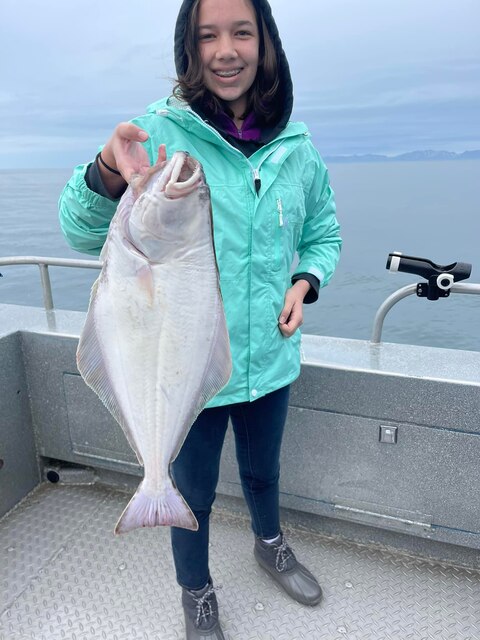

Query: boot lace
left=275, top=537, right=294, bottom=572
left=193, top=583, right=221, bottom=628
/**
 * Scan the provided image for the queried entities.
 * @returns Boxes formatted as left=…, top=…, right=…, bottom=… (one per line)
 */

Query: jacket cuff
left=85, top=159, right=126, bottom=201
left=291, top=273, right=320, bottom=304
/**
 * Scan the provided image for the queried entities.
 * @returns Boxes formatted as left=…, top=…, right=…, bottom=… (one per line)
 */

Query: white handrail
left=0, top=256, right=102, bottom=311
left=2, top=256, right=478, bottom=336
left=371, top=283, right=480, bottom=343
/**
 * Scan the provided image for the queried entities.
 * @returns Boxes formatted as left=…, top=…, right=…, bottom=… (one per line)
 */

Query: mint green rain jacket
left=59, top=97, right=341, bottom=406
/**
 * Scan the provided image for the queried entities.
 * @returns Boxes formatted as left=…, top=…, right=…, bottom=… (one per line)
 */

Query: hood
left=173, top=0, right=294, bottom=143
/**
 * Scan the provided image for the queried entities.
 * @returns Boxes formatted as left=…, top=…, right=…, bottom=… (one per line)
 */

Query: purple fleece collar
left=212, top=110, right=262, bottom=141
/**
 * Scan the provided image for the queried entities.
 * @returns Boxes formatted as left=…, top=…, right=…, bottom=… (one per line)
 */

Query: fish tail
left=114, top=480, right=198, bottom=534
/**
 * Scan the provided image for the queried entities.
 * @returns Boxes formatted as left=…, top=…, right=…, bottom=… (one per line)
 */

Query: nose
left=215, top=34, right=238, bottom=60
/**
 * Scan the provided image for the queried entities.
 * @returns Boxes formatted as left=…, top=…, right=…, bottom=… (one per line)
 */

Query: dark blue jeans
left=170, top=385, right=290, bottom=590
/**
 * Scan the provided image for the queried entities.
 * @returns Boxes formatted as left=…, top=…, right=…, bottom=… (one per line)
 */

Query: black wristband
left=96, top=152, right=121, bottom=176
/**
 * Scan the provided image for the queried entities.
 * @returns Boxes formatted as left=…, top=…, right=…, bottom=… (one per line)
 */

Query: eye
left=236, top=30, right=253, bottom=37
left=198, top=32, right=215, bottom=41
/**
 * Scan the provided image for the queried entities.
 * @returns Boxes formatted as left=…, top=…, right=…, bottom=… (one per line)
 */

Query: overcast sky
left=1, top=0, right=479, bottom=168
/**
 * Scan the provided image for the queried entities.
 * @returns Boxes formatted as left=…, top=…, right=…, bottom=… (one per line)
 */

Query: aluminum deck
left=2, top=482, right=479, bottom=640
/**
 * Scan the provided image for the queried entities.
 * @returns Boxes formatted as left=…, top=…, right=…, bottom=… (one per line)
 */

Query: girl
left=59, top=0, right=341, bottom=638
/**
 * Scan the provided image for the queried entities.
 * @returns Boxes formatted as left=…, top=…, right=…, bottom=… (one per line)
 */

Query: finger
left=155, top=144, right=167, bottom=166
left=278, top=300, right=294, bottom=325
left=279, top=303, right=303, bottom=337
left=279, top=320, right=298, bottom=337
left=278, top=304, right=293, bottom=336
left=102, top=123, right=149, bottom=171
left=116, top=122, right=149, bottom=142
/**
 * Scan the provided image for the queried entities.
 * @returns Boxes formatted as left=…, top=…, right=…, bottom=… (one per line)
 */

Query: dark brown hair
left=174, top=0, right=281, bottom=125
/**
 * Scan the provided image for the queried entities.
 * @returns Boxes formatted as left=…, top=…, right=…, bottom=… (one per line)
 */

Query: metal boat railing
left=0, top=256, right=101, bottom=311
left=0, top=255, right=479, bottom=344
left=371, top=282, right=480, bottom=343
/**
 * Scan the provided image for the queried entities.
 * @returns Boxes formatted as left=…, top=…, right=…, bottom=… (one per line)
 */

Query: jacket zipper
left=253, top=169, right=261, bottom=194
left=276, top=198, right=284, bottom=227
left=249, top=143, right=285, bottom=195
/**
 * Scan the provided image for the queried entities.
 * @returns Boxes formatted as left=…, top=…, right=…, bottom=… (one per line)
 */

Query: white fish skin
left=76, top=152, right=232, bottom=534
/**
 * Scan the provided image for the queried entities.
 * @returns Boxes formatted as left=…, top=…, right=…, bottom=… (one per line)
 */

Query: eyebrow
left=198, top=20, right=255, bottom=30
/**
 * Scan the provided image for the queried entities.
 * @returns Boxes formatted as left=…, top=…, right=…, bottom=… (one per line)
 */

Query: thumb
left=155, top=144, right=167, bottom=165
left=279, top=298, right=294, bottom=324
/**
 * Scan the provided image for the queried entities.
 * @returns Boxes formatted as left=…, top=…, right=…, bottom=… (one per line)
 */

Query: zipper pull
left=253, top=169, right=261, bottom=194
left=277, top=198, right=284, bottom=227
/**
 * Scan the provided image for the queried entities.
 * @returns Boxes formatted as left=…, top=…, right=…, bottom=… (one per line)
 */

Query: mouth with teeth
left=213, top=69, right=242, bottom=78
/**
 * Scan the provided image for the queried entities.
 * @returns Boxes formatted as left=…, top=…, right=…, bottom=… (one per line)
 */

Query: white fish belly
left=88, top=258, right=229, bottom=495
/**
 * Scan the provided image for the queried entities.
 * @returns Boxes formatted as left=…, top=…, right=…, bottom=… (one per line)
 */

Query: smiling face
left=197, top=0, right=260, bottom=121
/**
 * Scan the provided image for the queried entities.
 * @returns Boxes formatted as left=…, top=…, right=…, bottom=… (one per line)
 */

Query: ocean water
left=0, top=160, right=479, bottom=351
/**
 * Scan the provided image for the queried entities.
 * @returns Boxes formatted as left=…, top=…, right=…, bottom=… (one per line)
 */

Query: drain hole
left=46, top=470, right=60, bottom=483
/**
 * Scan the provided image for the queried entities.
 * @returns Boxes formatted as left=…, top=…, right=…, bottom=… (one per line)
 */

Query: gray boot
left=181, top=578, right=226, bottom=639
left=254, top=532, right=323, bottom=606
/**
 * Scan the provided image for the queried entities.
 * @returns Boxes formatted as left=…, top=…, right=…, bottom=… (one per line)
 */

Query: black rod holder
left=386, top=252, right=472, bottom=301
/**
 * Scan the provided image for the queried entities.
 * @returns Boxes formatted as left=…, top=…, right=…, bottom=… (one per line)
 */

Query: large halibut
left=77, top=151, right=232, bottom=534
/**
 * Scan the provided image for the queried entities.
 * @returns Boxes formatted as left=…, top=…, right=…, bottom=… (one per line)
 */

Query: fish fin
left=99, top=241, right=108, bottom=262
left=170, top=308, right=232, bottom=465
left=197, top=309, right=232, bottom=409
left=114, top=479, right=198, bottom=534
left=76, top=292, right=144, bottom=465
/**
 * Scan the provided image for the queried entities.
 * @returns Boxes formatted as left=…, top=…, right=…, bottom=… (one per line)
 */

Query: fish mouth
left=161, top=152, right=203, bottom=199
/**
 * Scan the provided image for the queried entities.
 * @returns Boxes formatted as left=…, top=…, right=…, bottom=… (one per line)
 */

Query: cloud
left=1, top=0, right=479, bottom=167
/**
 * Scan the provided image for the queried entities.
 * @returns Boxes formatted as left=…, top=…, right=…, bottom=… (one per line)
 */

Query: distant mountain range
left=324, top=150, right=480, bottom=163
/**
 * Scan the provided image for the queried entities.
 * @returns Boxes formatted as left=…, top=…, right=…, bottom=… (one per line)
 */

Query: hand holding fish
left=278, top=280, right=311, bottom=337
left=99, top=123, right=167, bottom=190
